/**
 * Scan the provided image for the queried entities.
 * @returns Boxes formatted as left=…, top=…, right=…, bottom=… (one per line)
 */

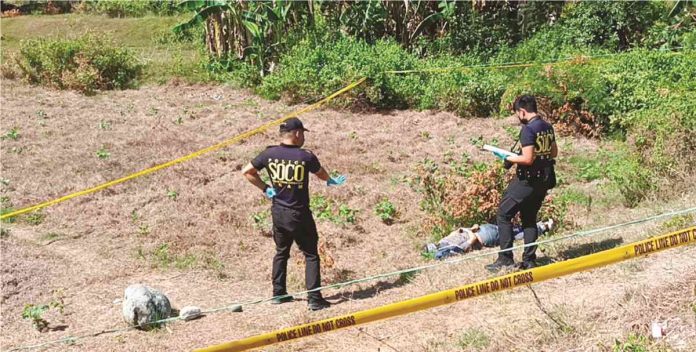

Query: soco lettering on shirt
left=534, top=130, right=554, bottom=156
left=268, top=159, right=306, bottom=184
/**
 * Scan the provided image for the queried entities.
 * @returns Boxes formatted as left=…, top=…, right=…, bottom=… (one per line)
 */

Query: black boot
left=308, top=297, right=331, bottom=311
left=485, top=256, right=515, bottom=272
left=270, top=295, right=294, bottom=305
left=518, top=260, right=537, bottom=270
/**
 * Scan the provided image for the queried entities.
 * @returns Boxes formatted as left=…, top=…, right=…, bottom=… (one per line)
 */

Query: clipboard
left=483, top=144, right=517, bottom=158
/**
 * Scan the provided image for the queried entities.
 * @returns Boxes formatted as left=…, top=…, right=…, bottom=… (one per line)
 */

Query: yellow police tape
left=196, top=226, right=696, bottom=352
left=0, top=77, right=367, bottom=220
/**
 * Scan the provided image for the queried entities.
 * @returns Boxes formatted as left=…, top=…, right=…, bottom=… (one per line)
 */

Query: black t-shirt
left=517, top=117, right=555, bottom=179
left=251, top=144, right=321, bottom=209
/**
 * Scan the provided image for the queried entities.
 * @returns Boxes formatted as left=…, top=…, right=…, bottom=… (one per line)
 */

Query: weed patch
left=15, top=33, right=142, bottom=94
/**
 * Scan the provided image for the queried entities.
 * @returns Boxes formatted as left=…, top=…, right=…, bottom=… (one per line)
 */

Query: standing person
left=486, top=95, right=557, bottom=271
left=242, top=117, right=346, bottom=311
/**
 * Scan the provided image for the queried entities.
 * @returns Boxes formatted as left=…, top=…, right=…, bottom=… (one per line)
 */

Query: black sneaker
left=308, top=298, right=331, bottom=311
left=485, top=258, right=515, bottom=273
left=270, top=295, right=294, bottom=305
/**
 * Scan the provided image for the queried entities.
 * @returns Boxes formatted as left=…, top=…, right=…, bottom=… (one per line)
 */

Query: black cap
left=279, top=117, right=309, bottom=132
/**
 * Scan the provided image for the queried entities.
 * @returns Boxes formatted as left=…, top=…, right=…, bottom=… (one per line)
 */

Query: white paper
left=483, top=144, right=516, bottom=157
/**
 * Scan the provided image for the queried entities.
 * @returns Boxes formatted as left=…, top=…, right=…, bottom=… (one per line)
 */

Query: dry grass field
left=1, top=79, right=694, bottom=352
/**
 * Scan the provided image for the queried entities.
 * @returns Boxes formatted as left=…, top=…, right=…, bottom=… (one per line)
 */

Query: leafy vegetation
left=374, top=198, right=397, bottom=225
left=612, top=333, right=651, bottom=352
left=2, top=128, right=21, bottom=141
left=310, top=195, right=358, bottom=225
left=96, top=145, right=111, bottom=159
left=457, top=329, right=490, bottom=350
left=21, top=295, right=64, bottom=332
left=15, top=34, right=142, bottom=94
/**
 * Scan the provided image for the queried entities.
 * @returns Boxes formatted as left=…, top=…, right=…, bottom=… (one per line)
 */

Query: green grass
left=1, top=14, right=207, bottom=84
left=456, top=329, right=490, bottom=350
left=40, top=232, right=63, bottom=242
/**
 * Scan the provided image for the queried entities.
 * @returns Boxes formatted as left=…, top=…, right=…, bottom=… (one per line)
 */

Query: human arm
left=242, top=163, right=276, bottom=198
left=313, top=167, right=330, bottom=182
left=551, top=141, right=558, bottom=158
left=242, top=163, right=267, bottom=191
left=504, top=145, right=535, bottom=166
left=313, top=166, right=346, bottom=186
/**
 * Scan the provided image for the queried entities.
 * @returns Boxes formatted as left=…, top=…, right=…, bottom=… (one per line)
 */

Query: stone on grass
left=122, top=284, right=171, bottom=329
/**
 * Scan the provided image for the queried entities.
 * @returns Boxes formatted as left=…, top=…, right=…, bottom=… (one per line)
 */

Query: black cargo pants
left=496, top=178, right=548, bottom=263
left=270, top=205, right=322, bottom=300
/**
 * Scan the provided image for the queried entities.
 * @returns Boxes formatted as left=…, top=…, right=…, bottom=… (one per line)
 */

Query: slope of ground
left=1, top=80, right=694, bottom=352
left=0, top=14, right=205, bottom=84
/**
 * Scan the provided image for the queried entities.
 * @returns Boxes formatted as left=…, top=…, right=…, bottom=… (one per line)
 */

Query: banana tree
left=174, top=0, right=313, bottom=75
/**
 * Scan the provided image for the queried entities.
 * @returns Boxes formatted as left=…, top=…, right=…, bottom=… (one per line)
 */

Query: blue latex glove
left=327, top=175, right=346, bottom=187
left=264, top=186, right=277, bottom=199
left=493, top=151, right=508, bottom=161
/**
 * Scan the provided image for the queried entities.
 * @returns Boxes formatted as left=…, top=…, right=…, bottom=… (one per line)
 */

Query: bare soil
left=1, top=80, right=694, bottom=351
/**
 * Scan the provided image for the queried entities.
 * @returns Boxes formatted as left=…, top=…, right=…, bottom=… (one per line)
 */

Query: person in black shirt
left=485, top=95, right=558, bottom=272
left=242, top=117, right=346, bottom=311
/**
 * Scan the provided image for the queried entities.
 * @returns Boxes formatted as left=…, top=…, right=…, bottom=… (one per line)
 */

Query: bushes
left=606, top=93, right=695, bottom=207
left=75, top=0, right=181, bottom=17
left=257, top=36, right=512, bottom=116
left=15, top=34, right=142, bottom=94
left=410, top=156, right=511, bottom=241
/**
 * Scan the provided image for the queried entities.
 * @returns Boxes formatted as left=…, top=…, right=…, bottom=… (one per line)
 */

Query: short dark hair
left=513, top=95, right=537, bottom=113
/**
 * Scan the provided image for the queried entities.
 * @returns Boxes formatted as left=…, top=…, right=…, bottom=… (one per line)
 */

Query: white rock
left=179, top=306, right=202, bottom=321
left=122, top=284, right=171, bottom=329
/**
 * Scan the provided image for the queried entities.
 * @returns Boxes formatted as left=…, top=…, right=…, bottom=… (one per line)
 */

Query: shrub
left=411, top=156, right=509, bottom=240
left=75, top=0, right=181, bottom=17
left=604, top=146, right=656, bottom=208
left=22, top=304, right=50, bottom=331
left=374, top=198, right=397, bottom=225
left=310, top=195, right=358, bottom=225
left=16, top=34, right=142, bottom=94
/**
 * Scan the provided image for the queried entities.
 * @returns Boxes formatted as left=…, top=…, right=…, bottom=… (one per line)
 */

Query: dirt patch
left=1, top=80, right=694, bottom=351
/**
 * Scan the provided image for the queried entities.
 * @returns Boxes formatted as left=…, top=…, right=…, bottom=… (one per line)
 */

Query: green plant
left=16, top=34, right=142, bottom=94
left=310, top=195, right=334, bottom=221
left=605, top=147, right=655, bottom=208
left=613, top=333, right=650, bottom=352
left=567, top=155, right=603, bottom=182
left=41, top=233, right=63, bottom=242
left=148, top=243, right=198, bottom=270
left=662, top=214, right=694, bottom=231
left=25, top=211, right=46, bottom=226
left=138, top=224, right=150, bottom=236
left=22, top=304, right=50, bottom=331
left=0, top=227, right=9, bottom=238
left=98, top=120, right=111, bottom=130
left=1, top=196, right=16, bottom=224
left=374, top=198, right=397, bottom=224
left=2, top=127, right=20, bottom=141
left=309, top=195, right=358, bottom=225
left=396, top=271, right=417, bottom=285
left=131, top=209, right=140, bottom=223
left=457, top=329, right=490, bottom=350
left=337, top=204, right=357, bottom=225
left=166, top=190, right=178, bottom=201
left=203, top=254, right=227, bottom=280
left=251, top=209, right=272, bottom=236
left=153, top=243, right=171, bottom=268
left=78, top=0, right=183, bottom=17
left=96, top=146, right=111, bottom=159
